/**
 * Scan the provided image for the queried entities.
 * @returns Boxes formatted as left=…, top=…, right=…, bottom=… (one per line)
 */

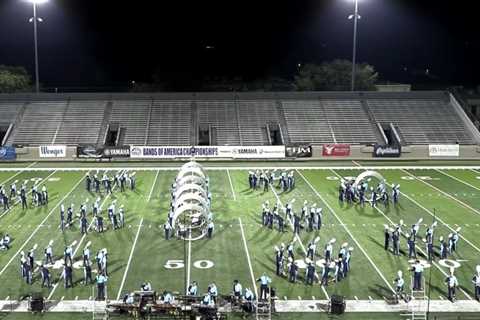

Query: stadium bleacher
left=148, top=100, right=192, bottom=146
left=366, top=98, right=474, bottom=145
left=54, top=100, right=107, bottom=145
left=0, top=91, right=478, bottom=146
left=11, top=100, right=67, bottom=145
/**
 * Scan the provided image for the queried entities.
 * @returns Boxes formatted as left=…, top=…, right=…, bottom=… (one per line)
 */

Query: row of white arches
left=171, top=162, right=211, bottom=241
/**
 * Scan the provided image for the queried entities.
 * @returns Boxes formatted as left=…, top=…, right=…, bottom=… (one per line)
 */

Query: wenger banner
left=373, top=144, right=402, bottom=158
left=0, top=146, right=16, bottom=161
left=286, top=145, right=313, bottom=158
left=429, top=144, right=459, bottom=157
left=130, top=146, right=285, bottom=159
left=322, top=144, right=351, bottom=157
left=39, top=145, right=66, bottom=158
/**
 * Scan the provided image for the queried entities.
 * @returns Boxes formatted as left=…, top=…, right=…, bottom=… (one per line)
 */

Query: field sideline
left=0, top=162, right=479, bottom=316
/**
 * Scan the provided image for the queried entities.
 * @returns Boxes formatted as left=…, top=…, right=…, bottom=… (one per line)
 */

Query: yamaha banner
left=373, top=144, right=402, bottom=158
left=0, top=146, right=16, bottom=161
left=102, top=146, right=130, bottom=158
left=285, top=145, right=312, bottom=158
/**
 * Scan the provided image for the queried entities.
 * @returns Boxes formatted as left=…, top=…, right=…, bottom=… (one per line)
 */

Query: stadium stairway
left=275, top=100, right=291, bottom=145
left=360, top=99, right=385, bottom=144
left=3, top=101, right=27, bottom=146
left=96, top=101, right=113, bottom=146
left=191, top=100, right=198, bottom=145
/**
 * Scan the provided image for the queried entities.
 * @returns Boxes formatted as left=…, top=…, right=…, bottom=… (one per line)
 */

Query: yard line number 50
left=164, top=259, right=215, bottom=270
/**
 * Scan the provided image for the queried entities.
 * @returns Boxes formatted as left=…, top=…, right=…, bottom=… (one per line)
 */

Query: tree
left=248, top=77, right=295, bottom=92
left=294, top=60, right=378, bottom=91
left=0, top=65, right=31, bottom=93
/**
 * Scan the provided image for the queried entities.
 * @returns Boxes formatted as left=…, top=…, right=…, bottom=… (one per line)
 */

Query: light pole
left=348, top=0, right=361, bottom=91
left=28, top=0, right=47, bottom=94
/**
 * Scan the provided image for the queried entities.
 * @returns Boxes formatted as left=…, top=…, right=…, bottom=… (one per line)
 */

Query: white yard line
left=116, top=217, right=144, bottom=300
left=352, top=160, right=362, bottom=167
left=47, top=170, right=125, bottom=300
left=331, top=168, right=474, bottom=300
left=436, top=169, right=480, bottom=193
left=147, top=169, right=159, bottom=202
left=269, top=185, right=329, bottom=300
left=401, top=169, right=480, bottom=217
left=332, top=169, right=480, bottom=253
left=321, top=280, right=329, bottom=300
left=0, top=168, right=32, bottom=186
left=25, top=162, right=37, bottom=169
left=238, top=217, right=258, bottom=297
left=226, top=169, right=237, bottom=201
left=0, top=173, right=84, bottom=276
left=400, top=191, right=480, bottom=254
left=186, top=231, right=192, bottom=294
left=3, top=165, right=480, bottom=172
left=0, top=170, right=58, bottom=219
left=296, top=169, right=396, bottom=294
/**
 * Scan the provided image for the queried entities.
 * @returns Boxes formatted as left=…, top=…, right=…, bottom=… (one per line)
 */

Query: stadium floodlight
left=347, top=0, right=360, bottom=91
left=26, top=0, right=48, bottom=93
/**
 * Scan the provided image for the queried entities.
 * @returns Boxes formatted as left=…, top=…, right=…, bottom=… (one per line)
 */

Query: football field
left=0, top=161, right=480, bottom=316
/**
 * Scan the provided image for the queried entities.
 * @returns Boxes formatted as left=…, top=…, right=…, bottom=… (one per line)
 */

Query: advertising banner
left=373, top=144, right=402, bottom=158
left=228, top=146, right=285, bottom=159
left=285, top=145, right=312, bottom=158
left=102, top=146, right=130, bottom=158
left=322, top=144, right=351, bottom=157
left=429, top=144, right=459, bottom=157
left=130, top=146, right=285, bottom=159
left=0, top=146, right=16, bottom=161
left=77, top=145, right=102, bottom=158
left=39, top=145, right=66, bottom=158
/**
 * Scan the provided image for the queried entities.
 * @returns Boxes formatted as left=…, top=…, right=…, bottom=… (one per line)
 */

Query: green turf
left=0, top=165, right=480, bottom=317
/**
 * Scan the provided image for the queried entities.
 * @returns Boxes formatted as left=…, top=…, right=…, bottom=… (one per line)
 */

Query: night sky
left=0, top=0, right=478, bottom=89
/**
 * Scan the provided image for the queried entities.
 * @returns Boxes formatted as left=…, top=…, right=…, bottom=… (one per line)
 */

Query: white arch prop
left=171, top=162, right=211, bottom=241
left=174, top=183, right=208, bottom=200
left=352, top=170, right=386, bottom=190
